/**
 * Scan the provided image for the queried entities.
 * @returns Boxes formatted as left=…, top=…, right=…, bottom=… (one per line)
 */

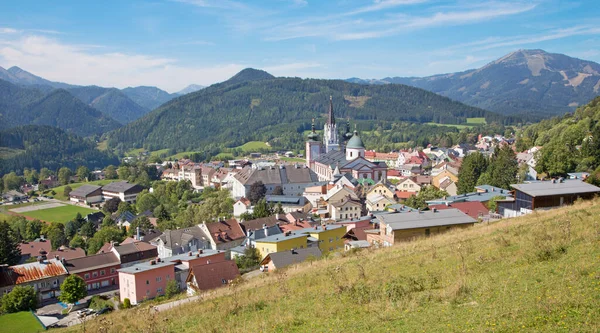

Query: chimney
left=61, top=257, right=66, bottom=265
left=136, top=226, right=141, bottom=241
left=432, top=208, right=437, bottom=213
left=55, top=255, right=59, bottom=260
left=199, top=249, right=203, bottom=254
left=150, top=260, right=156, bottom=265
left=275, top=213, right=280, bottom=220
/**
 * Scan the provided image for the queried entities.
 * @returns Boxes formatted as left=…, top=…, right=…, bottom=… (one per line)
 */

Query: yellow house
left=254, top=233, right=308, bottom=259
left=366, top=182, right=395, bottom=201
left=432, top=169, right=458, bottom=188
left=304, top=225, right=346, bottom=254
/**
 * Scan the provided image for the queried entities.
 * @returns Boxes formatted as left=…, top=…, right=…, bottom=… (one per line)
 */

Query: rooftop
left=260, top=247, right=322, bottom=268
left=511, top=179, right=600, bottom=197
left=9, top=258, right=68, bottom=284
left=379, top=208, right=477, bottom=230
left=254, top=232, right=308, bottom=243
left=265, top=195, right=307, bottom=205
left=101, top=181, right=143, bottom=193
left=63, top=252, right=120, bottom=274
left=69, top=185, right=102, bottom=197
left=118, top=258, right=175, bottom=274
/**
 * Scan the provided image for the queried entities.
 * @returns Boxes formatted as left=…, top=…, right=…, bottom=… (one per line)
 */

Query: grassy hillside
left=61, top=198, right=600, bottom=332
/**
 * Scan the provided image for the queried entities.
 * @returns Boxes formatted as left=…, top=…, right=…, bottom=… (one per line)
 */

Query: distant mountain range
left=347, top=49, right=600, bottom=116
left=106, top=68, right=508, bottom=151
left=176, top=84, right=205, bottom=95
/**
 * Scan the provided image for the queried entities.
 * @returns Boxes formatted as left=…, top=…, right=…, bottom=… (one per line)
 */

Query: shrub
left=165, top=280, right=180, bottom=298
left=89, top=295, right=113, bottom=311
left=123, top=298, right=131, bottom=309
left=1, top=286, right=38, bottom=313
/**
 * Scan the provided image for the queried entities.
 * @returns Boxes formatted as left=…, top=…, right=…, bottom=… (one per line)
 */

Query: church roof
left=328, top=96, right=335, bottom=126
left=313, top=150, right=347, bottom=168
left=346, top=131, right=365, bottom=149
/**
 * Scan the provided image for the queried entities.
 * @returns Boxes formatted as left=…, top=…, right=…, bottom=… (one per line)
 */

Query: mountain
left=67, top=86, right=151, bottom=124
left=0, top=65, right=74, bottom=89
left=106, top=69, right=511, bottom=151
left=122, top=86, right=178, bottom=110
left=0, top=79, right=45, bottom=130
left=0, top=125, right=119, bottom=175
left=348, top=49, right=600, bottom=117
left=176, top=84, right=205, bottom=95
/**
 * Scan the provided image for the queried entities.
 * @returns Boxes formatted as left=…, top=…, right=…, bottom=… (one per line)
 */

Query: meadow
left=0, top=311, right=45, bottom=333
left=19, top=205, right=96, bottom=223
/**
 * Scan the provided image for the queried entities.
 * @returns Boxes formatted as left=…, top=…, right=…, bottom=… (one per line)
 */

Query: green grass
left=51, top=179, right=120, bottom=201
left=96, top=140, right=108, bottom=151
left=0, top=147, right=26, bottom=159
left=466, top=117, right=487, bottom=124
left=425, top=122, right=473, bottom=129
left=61, top=198, right=600, bottom=332
left=237, top=141, right=270, bottom=152
left=279, top=157, right=305, bottom=163
left=426, top=118, right=487, bottom=129
left=0, top=311, right=45, bottom=333
left=20, top=205, right=96, bottom=223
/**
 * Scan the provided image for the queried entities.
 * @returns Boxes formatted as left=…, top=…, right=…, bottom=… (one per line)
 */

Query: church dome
left=346, top=131, right=365, bottom=149
left=307, top=130, right=318, bottom=141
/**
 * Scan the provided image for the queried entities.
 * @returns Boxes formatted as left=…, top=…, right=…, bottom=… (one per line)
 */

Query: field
left=426, top=117, right=487, bottom=129
left=0, top=147, right=25, bottom=159
left=237, top=141, right=270, bottom=152
left=125, top=148, right=170, bottom=157
left=0, top=311, right=45, bottom=333
left=19, top=204, right=96, bottom=223
left=466, top=117, right=487, bottom=124
left=60, top=198, right=600, bottom=332
left=51, top=179, right=120, bottom=201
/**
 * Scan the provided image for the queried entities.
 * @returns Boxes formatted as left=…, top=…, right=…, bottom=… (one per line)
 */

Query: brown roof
left=429, top=202, right=489, bottom=220
left=18, top=240, right=51, bottom=257
left=63, top=252, right=120, bottom=274
left=47, top=247, right=86, bottom=261
left=97, top=242, right=113, bottom=254
left=10, top=259, right=68, bottom=284
left=205, top=219, right=245, bottom=244
left=112, top=241, right=157, bottom=255
left=238, top=197, right=251, bottom=206
left=188, top=261, right=240, bottom=291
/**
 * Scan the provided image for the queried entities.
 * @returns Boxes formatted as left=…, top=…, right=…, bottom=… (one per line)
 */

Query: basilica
left=306, top=97, right=388, bottom=182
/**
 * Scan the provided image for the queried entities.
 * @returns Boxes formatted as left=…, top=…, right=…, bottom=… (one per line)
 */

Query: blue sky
left=1, top=0, right=599, bottom=92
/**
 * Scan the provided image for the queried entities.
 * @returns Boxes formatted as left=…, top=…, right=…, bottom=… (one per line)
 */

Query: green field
left=466, top=117, right=487, bottom=124
left=0, top=147, right=25, bottom=159
left=237, top=141, right=270, bottom=152
left=125, top=148, right=171, bottom=157
left=426, top=117, right=487, bottom=129
left=51, top=179, right=121, bottom=201
left=279, top=157, right=305, bottom=163
left=20, top=205, right=96, bottom=223
left=0, top=311, right=45, bottom=333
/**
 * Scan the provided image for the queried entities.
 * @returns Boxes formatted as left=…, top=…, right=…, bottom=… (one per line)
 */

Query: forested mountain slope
left=67, top=86, right=151, bottom=124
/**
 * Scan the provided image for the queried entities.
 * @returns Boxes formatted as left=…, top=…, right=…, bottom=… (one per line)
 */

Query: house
left=18, top=239, right=51, bottom=264
left=432, top=169, right=458, bottom=189
left=91, top=170, right=105, bottom=180
left=186, top=260, right=240, bottom=295
left=199, top=219, right=246, bottom=251
left=369, top=209, right=476, bottom=247
left=497, top=179, right=600, bottom=217
left=0, top=258, right=68, bottom=302
left=115, top=211, right=136, bottom=230
left=366, top=194, right=396, bottom=213
left=101, top=181, right=144, bottom=203
left=259, top=247, right=322, bottom=272
left=2, top=190, right=26, bottom=202
left=329, top=197, right=362, bottom=220
left=47, top=246, right=86, bottom=261
left=438, top=178, right=458, bottom=196
left=230, top=224, right=283, bottom=258
left=178, top=165, right=203, bottom=189
left=426, top=185, right=512, bottom=206
left=303, top=224, right=346, bottom=254
left=345, top=240, right=371, bottom=251
left=69, top=185, right=103, bottom=205
left=325, top=185, right=359, bottom=205
left=254, top=232, right=309, bottom=259
left=394, top=190, right=417, bottom=201
left=165, top=249, right=227, bottom=290
left=85, top=211, right=106, bottom=229
left=231, top=165, right=323, bottom=199
left=233, top=197, right=252, bottom=217
left=109, top=241, right=158, bottom=267
left=396, top=178, right=422, bottom=194
left=428, top=201, right=489, bottom=220
left=118, top=258, right=175, bottom=305
left=366, top=182, right=395, bottom=201
left=154, top=226, right=210, bottom=259
left=63, top=252, right=120, bottom=291
left=265, top=195, right=311, bottom=213
left=39, top=175, right=59, bottom=188
left=334, top=216, right=372, bottom=232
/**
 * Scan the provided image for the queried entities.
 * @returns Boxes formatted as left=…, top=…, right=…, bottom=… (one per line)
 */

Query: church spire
left=328, top=95, right=335, bottom=126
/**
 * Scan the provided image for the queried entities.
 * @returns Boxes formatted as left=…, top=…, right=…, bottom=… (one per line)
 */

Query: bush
left=89, top=295, right=113, bottom=311
left=123, top=298, right=131, bottom=309
left=165, top=280, right=180, bottom=299
left=1, top=286, right=38, bottom=313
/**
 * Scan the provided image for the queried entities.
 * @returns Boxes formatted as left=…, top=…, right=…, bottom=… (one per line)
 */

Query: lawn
left=20, top=205, right=96, bottom=223
left=0, top=147, right=25, bottom=159
left=0, top=311, right=45, bottom=333
left=466, top=117, right=487, bottom=124
left=426, top=117, right=487, bottom=129
left=51, top=179, right=121, bottom=201
left=425, top=122, right=473, bottom=129
left=237, top=141, right=270, bottom=152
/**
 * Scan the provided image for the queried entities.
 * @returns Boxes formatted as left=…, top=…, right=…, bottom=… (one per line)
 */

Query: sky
left=1, top=0, right=599, bottom=92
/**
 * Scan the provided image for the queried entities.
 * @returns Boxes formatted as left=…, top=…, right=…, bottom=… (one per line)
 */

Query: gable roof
left=10, top=258, right=68, bottom=284
left=69, top=185, right=102, bottom=198
left=102, top=181, right=143, bottom=193
left=188, top=261, right=240, bottom=291
left=63, top=252, right=120, bottom=274
left=158, top=226, right=208, bottom=250
left=18, top=240, right=51, bottom=257
left=379, top=208, right=476, bottom=230
left=511, top=180, right=600, bottom=197
left=205, top=219, right=245, bottom=244
left=260, top=247, right=322, bottom=268
left=233, top=165, right=318, bottom=186
left=47, top=247, right=86, bottom=261
left=429, top=201, right=489, bottom=220
left=112, top=241, right=156, bottom=255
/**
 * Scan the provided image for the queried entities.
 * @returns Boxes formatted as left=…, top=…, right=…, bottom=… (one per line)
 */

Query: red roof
left=238, top=197, right=251, bottom=206
left=387, top=170, right=401, bottom=177
left=18, top=240, right=51, bottom=257
left=11, top=259, right=68, bottom=284
left=206, top=219, right=245, bottom=244
left=47, top=247, right=86, bottom=261
left=188, top=261, right=240, bottom=291
left=395, top=190, right=417, bottom=199
left=429, top=201, right=489, bottom=220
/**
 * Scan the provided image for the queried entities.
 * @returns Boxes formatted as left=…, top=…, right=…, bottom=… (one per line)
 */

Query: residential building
left=329, top=197, right=362, bottom=220
left=428, top=201, right=489, bottom=220
left=110, top=241, right=158, bottom=267
left=118, top=258, right=175, bottom=305
left=231, top=165, right=322, bottom=199
left=233, top=197, right=252, bottom=217
left=69, top=185, right=103, bottom=205
left=240, top=212, right=309, bottom=234
left=47, top=247, right=86, bottom=261
left=254, top=232, right=309, bottom=259
left=101, top=181, right=144, bottom=203
left=439, top=178, right=458, bottom=196
left=265, top=195, right=311, bottom=213
left=497, top=179, right=600, bottom=217
left=303, top=224, right=346, bottom=254
left=259, top=247, right=322, bottom=272
left=2, top=190, right=26, bottom=202
left=0, top=258, right=68, bottom=302
left=153, top=226, right=210, bottom=259
left=186, top=260, right=240, bottom=295
left=366, top=194, right=396, bottom=213
left=370, top=209, right=476, bottom=246
left=366, top=182, right=395, bottom=201
left=63, top=252, right=120, bottom=291
left=396, top=177, right=422, bottom=193
left=230, top=224, right=283, bottom=258
left=432, top=169, right=459, bottom=189
left=334, top=216, right=372, bottom=232
left=198, top=219, right=246, bottom=251
left=17, top=239, right=51, bottom=264
left=166, top=250, right=227, bottom=290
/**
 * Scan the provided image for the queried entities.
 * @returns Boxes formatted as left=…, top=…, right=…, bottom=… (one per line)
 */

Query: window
left=146, top=290, right=150, bottom=296
left=425, top=228, right=431, bottom=236
left=100, top=270, right=105, bottom=276
left=166, top=274, right=170, bottom=280
left=84, top=273, right=90, bottom=279
left=156, top=277, right=162, bottom=282
left=92, top=272, right=98, bottom=278
left=110, top=268, right=116, bottom=274
left=157, top=288, right=163, bottom=294
left=146, top=280, right=150, bottom=285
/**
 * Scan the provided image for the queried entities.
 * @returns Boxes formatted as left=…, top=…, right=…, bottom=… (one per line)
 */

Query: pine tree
left=0, top=221, right=21, bottom=266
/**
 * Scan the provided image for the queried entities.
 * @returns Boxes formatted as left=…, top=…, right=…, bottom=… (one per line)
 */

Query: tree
left=488, top=145, right=518, bottom=189
left=135, top=191, right=159, bottom=213
left=0, top=221, right=22, bottom=266
left=23, top=168, right=39, bottom=184
left=117, top=201, right=134, bottom=216
left=63, top=185, right=73, bottom=197
left=58, top=167, right=73, bottom=185
left=165, top=279, right=180, bottom=298
left=25, top=220, right=43, bottom=241
left=45, top=222, right=67, bottom=250
left=404, top=186, right=449, bottom=210
left=39, top=167, right=51, bottom=180
left=69, top=235, right=86, bottom=249
left=59, top=275, right=87, bottom=309
left=104, top=197, right=121, bottom=214
left=457, top=152, right=488, bottom=194
left=101, top=216, right=116, bottom=228
left=127, top=216, right=153, bottom=236
left=64, top=220, right=79, bottom=240
left=80, top=221, right=96, bottom=238
left=3, top=172, right=24, bottom=191
left=235, top=247, right=260, bottom=270
left=104, top=165, right=118, bottom=179
left=248, top=181, right=267, bottom=204
left=274, top=202, right=285, bottom=214
left=117, top=166, right=131, bottom=180
left=76, top=166, right=91, bottom=182
left=272, top=186, right=284, bottom=195
left=253, top=198, right=272, bottom=218
left=86, top=227, right=124, bottom=254
left=1, top=286, right=38, bottom=313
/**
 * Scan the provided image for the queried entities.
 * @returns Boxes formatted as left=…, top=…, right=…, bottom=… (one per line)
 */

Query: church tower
left=305, top=119, right=321, bottom=166
left=323, top=96, right=340, bottom=153
left=346, top=130, right=365, bottom=161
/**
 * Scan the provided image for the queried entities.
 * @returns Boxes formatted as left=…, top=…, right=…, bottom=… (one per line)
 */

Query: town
left=1, top=96, right=599, bottom=330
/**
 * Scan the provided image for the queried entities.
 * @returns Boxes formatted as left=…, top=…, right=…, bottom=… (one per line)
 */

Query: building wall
left=77, top=264, right=120, bottom=291
left=390, top=224, right=472, bottom=244
left=255, top=237, right=308, bottom=259
left=119, top=265, right=174, bottom=305
left=307, top=228, right=346, bottom=254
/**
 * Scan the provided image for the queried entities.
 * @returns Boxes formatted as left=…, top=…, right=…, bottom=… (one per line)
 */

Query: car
left=76, top=308, right=95, bottom=318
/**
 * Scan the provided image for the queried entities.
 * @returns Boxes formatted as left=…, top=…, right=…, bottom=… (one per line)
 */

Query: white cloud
left=0, top=28, right=19, bottom=34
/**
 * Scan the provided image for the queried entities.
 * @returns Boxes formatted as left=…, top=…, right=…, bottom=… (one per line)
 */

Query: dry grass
left=344, top=95, right=371, bottom=108
left=60, top=198, right=600, bottom=332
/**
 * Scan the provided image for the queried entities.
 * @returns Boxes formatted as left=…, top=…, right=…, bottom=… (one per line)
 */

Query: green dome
left=346, top=131, right=364, bottom=149
left=307, top=130, right=318, bottom=141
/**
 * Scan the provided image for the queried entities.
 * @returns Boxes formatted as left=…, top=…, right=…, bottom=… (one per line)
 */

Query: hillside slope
left=107, top=69, right=512, bottom=151
left=351, top=49, right=600, bottom=117
left=122, top=86, right=177, bottom=110
left=67, top=86, right=151, bottom=124
left=63, top=199, right=600, bottom=332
